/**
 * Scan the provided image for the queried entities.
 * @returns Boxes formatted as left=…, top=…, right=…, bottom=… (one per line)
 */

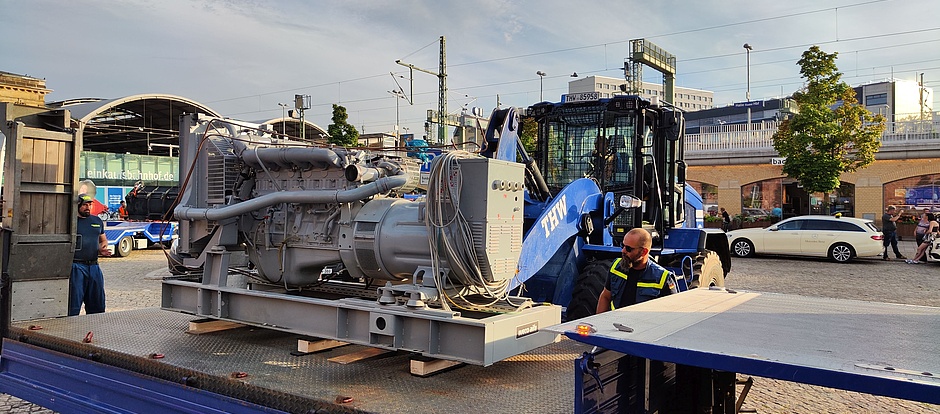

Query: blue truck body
left=104, top=221, right=177, bottom=257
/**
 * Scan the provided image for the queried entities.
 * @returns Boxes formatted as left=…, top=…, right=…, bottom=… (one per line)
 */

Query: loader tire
left=689, top=250, right=724, bottom=289
left=565, top=259, right=612, bottom=322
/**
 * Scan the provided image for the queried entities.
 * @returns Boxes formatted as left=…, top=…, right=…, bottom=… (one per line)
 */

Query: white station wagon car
left=727, top=215, right=884, bottom=262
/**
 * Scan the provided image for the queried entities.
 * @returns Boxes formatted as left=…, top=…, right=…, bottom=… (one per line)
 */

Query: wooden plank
left=410, top=357, right=464, bottom=377
left=327, top=347, right=388, bottom=365
left=296, top=339, right=348, bottom=354
left=186, top=319, right=244, bottom=334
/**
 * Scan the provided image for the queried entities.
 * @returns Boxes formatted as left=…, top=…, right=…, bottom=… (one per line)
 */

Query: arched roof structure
left=49, top=94, right=221, bottom=156
left=259, top=117, right=329, bottom=143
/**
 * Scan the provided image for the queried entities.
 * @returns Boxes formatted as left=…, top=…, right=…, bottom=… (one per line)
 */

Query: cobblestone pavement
left=3, top=242, right=939, bottom=413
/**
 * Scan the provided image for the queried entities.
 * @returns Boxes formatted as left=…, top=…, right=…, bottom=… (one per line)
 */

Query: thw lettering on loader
left=539, top=194, right=567, bottom=237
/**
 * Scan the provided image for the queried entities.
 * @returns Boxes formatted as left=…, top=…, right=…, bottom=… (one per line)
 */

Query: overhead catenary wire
left=209, top=1, right=927, bottom=111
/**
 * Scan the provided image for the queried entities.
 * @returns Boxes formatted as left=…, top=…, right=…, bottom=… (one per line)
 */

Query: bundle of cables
left=424, top=151, right=526, bottom=312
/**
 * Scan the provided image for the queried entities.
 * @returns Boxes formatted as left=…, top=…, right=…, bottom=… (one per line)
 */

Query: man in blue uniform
left=596, top=227, right=678, bottom=313
left=69, top=194, right=112, bottom=316
left=594, top=227, right=680, bottom=412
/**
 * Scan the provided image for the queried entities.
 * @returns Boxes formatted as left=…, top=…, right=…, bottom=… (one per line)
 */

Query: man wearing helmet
left=70, top=193, right=112, bottom=315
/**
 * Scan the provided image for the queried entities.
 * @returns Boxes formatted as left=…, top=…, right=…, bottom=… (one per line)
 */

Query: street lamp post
left=743, top=43, right=753, bottom=126
left=277, top=103, right=288, bottom=137
left=536, top=71, right=546, bottom=101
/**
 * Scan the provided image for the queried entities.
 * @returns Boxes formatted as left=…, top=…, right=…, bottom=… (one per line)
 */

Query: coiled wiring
left=425, top=151, right=525, bottom=311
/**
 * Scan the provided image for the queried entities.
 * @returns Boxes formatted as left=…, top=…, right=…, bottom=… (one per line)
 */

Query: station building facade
left=683, top=79, right=937, bottom=225
left=1, top=71, right=330, bottom=213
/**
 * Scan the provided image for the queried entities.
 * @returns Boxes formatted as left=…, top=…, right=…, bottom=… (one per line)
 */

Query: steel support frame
left=0, top=340, right=288, bottom=414
left=162, top=279, right=561, bottom=366
left=574, top=349, right=736, bottom=414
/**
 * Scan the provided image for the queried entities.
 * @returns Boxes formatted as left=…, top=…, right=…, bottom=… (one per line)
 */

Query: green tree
left=773, top=46, right=885, bottom=202
left=519, top=115, right=538, bottom=154
left=328, top=104, right=359, bottom=146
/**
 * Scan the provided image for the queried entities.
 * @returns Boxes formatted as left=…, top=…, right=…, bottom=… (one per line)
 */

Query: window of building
left=866, top=93, right=887, bottom=106
left=884, top=174, right=940, bottom=219
left=741, top=178, right=784, bottom=217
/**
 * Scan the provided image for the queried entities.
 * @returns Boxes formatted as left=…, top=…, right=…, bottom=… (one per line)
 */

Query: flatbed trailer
left=2, top=288, right=939, bottom=413
left=552, top=288, right=940, bottom=413
left=0, top=308, right=587, bottom=413
left=1, top=104, right=938, bottom=413
left=104, top=221, right=177, bottom=257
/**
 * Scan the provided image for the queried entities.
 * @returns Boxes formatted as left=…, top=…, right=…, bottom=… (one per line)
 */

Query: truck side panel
left=1, top=104, right=78, bottom=321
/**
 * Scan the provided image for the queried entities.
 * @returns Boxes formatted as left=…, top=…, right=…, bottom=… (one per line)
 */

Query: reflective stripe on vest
left=609, top=258, right=669, bottom=289
left=609, top=259, right=626, bottom=310
left=608, top=258, right=669, bottom=311
left=610, top=258, right=628, bottom=280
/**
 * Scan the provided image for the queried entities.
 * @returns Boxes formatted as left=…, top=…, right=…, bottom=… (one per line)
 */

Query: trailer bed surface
left=6, top=308, right=587, bottom=413
left=553, top=288, right=940, bottom=405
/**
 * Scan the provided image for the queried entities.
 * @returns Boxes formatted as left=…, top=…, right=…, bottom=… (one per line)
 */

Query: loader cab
left=529, top=95, right=686, bottom=242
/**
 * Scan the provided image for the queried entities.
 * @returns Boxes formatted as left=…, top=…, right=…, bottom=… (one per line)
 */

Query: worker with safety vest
left=596, top=227, right=678, bottom=313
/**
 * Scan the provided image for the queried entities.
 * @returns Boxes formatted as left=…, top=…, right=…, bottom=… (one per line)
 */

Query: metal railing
left=686, top=116, right=940, bottom=154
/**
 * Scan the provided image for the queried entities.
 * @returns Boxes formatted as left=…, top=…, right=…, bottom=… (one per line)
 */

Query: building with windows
left=682, top=77, right=938, bottom=229
left=568, top=75, right=714, bottom=111
left=685, top=79, right=933, bottom=131
left=856, top=79, right=933, bottom=122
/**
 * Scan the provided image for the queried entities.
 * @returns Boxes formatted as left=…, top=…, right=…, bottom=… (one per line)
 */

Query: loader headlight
left=619, top=195, right=642, bottom=209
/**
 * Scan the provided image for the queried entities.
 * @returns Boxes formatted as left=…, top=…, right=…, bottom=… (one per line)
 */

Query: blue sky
left=1, top=0, right=937, bottom=136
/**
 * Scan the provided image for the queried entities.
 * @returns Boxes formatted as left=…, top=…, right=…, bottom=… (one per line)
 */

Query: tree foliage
left=772, top=46, right=886, bottom=194
left=327, top=104, right=359, bottom=146
left=519, top=115, right=538, bottom=154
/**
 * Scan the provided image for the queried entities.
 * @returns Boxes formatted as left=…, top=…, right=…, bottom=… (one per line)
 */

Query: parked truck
left=104, top=220, right=177, bottom=257
left=2, top=97, right=937, bottom=414
left=0, top=98, right=735, bottom=412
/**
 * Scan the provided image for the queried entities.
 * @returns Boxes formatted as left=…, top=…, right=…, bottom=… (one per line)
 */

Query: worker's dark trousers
left=69, top=262, right=106, bottom=316
left=883, top=230, right=903, bottom=258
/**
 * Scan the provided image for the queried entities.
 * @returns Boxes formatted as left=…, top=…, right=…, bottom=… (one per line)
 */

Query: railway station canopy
left=46, top=94, right=329, bottom=156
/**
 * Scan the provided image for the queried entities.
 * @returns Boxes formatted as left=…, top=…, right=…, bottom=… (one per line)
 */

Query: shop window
left=884, top=174, right=940, bottom=217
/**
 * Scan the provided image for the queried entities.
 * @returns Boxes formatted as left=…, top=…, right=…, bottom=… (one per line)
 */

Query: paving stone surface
left=3, top=242, right=939, bottom=413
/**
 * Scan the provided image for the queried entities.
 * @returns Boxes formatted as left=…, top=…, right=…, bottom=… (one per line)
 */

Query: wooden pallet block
left=187, top=319, right=244, bottom=335
left=409, top=357, right=464, bottom=377
left=327, top=347, right=389, bottom=365
left=297, top=338, right=348, bottom=354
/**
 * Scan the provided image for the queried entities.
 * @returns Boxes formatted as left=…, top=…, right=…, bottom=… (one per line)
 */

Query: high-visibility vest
left=608, top=258, right=673, bottom=310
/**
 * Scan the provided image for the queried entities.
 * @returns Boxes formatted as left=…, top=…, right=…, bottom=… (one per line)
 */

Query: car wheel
left=116, top=236, right=133, bottom=257
left=828, top=243, right=855, bottom=263
left=689, top=250, right=725, bottom=289
left=564, top=259, right=611, bottom=322
left=731, top=239, right=754, bottom=257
